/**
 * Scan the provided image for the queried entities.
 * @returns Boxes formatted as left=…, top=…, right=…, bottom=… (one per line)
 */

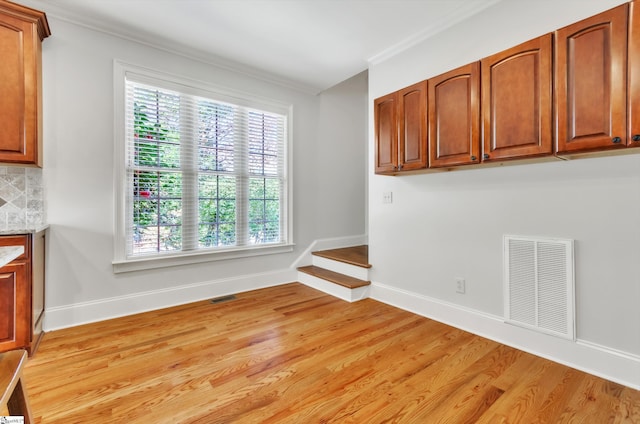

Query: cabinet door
left=0, top=263, right=30, bottom=352
left=374, top=92, right=398, bottom=174
left=555, top=4, right=628, bottom=153
left=397, top=81, right=427, bottom=171
left=0, top=10, right=41, bottom=165
left=428, top=63, right=480, bottom=168
left=628, top=1, right=640, bottom=147
left=482, top=34, right=553, bottom=161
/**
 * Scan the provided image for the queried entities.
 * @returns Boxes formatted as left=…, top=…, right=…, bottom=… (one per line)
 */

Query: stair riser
left=298, top=272, right=370, bottom=302
left=312, top=256, right=369, bottom=280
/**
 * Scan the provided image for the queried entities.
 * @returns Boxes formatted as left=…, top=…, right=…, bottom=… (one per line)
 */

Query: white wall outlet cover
left=455, top=278, right=466, bottom=294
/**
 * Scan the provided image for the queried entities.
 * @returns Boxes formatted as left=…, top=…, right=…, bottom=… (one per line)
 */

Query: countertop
left=0, top=224, right=49, bottom=236
left=0, top=245, right=24, bottom=267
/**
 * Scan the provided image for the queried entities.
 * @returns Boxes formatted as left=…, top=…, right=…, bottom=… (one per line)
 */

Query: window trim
left=112, top=60, right=294, bottom=273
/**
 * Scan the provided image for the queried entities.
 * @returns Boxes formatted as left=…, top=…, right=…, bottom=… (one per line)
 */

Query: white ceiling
left=21, top=0, right=501, bottom=93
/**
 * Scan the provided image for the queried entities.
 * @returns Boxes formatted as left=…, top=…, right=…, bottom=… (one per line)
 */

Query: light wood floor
left=24, top=283, right=639, bottom=423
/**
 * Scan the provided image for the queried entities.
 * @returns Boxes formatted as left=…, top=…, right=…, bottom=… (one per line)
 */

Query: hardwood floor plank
left=481, top=360, right=568, bottom=422
left=617, top=387, right=640, bottom=423
left=23, top=283, right=640, bottom=423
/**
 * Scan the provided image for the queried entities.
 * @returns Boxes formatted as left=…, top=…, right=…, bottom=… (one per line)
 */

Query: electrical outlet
left=382, top=191, right=393, bottom=204
left=455, top=278, right=466, bottom=294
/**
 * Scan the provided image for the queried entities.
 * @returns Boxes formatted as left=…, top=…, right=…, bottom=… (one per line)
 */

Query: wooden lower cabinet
left=0, top=231, right=45, bottom=355
left=0, top=264, right=29, bottom=350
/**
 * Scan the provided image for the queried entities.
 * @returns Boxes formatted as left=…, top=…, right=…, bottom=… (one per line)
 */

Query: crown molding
left=18, top=0, right=323, bottom=95
left=368, top=0, right=503, bottom=65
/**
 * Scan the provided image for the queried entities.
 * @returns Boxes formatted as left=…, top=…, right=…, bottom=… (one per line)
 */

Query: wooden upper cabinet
left=428, top=62, right=480, bottom=168
left=555, top=3, right=628, bottom=154
left=628, top=1, right=640, bottom=147
left=374, top=92, right=398, bottom=174
left=374, top=81, right=427, bottom=174
left=0, top=1, right=50, bottom=166
left=397, top=81, right=427, bottom=171
left=482, top=34, right=553, bottom=161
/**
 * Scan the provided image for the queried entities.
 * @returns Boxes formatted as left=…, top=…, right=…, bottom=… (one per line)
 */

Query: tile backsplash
left=0, top=166, right=45, bottom=231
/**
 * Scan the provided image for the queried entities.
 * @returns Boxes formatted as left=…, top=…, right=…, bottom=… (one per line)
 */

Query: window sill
left=112, top=243, right=295, bottom=273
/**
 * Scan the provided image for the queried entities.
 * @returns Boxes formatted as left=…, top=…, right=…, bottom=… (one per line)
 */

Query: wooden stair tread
left=297, top=265, right=370, bottom=289
left=312, top=245, right=371, bottom=268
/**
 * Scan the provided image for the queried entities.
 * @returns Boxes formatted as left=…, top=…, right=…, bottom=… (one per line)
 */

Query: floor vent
left=504, top=235, right=575, bottom=340
left=210, top=295, right=237, bottom=304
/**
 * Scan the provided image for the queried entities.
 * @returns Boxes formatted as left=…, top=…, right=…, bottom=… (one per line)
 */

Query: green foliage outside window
left=133, top=96, right=182, bottom=253
left=130, top=87, right=282, bottom=256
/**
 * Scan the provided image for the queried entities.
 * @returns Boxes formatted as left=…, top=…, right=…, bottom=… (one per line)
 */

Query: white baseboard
left=370, top=281, right=640, bottom=390
left=44, top=268, right=297, bottom=331
left=44, top=234, right=369, bottom=331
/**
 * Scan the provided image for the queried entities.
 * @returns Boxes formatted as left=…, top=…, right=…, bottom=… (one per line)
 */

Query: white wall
left=38, top=17, right=367, bottom=329
left=314, top=72, right=368, bottom=236
left=368, top=0, right=640, bottom=388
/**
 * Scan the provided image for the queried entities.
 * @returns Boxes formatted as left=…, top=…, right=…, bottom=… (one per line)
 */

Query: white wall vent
left=504, top=235, right=575, bottom=340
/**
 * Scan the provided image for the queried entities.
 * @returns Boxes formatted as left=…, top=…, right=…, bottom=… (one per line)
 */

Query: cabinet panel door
left=397, top=82, right=427, bottom=171
left=0, top=13, right=39, bottom=165
left=429, top=63, right=480, bottom=168
left=0, top=263, right=29, bottom=352
left=374, top=93, right=398, bottom=174
left=628, top=1, right=640, bottom=147
left=555, top=4, right=627, bottom=153
left=482, top=34, right=553, bottom=161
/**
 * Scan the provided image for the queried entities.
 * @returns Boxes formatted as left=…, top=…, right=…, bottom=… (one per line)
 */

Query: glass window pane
left=264, top=200, right=280, bottom=220
left=134, top=226, right=159, bottom=254
left=135, top=141, right=160, bottom=167
left=126, top=76, right=287, bottom=258
left=159, top=173, right=181, bottom=198
left=218, top=177, right=236, bottom=199
left=134, top=200, right=158, bottom=226
left=198, top=174, right=218, bottom=198
left=199, top=224, right=218, bottom=248
left=133, top=86, right=180, bottom=170
left=198, top=147, right=217, bottom=171
left=134, top=171, right=157, bottom=199
left=249, top=178, right=265, bottom=199
left=265, top=178, right=280, bottom=200
left=199, top=199, right=217, bottom=224
left=249, top=200, right=265, bottom=222
left=219, top=223, right=236, bottom=246
left=158, top=225, right=181, bottom=251
left=264, top=221, right=280, bottom=243
left=198, top=100, right=235, bottom=172
left=218, top=200, right=236, bottom=223
left=159, top=142, right=180, bottom=168
left=159, top=200, right=182, bottom=225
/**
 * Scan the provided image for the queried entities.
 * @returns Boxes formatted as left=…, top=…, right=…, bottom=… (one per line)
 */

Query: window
left=113, top=62, right=292, bottom=271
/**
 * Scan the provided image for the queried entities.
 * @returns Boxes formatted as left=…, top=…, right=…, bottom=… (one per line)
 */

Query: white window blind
left=121, top=71, right=288, bottom=260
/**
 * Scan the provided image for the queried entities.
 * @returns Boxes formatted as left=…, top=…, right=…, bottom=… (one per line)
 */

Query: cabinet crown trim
left=0, top=1, right=51, bottom=40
